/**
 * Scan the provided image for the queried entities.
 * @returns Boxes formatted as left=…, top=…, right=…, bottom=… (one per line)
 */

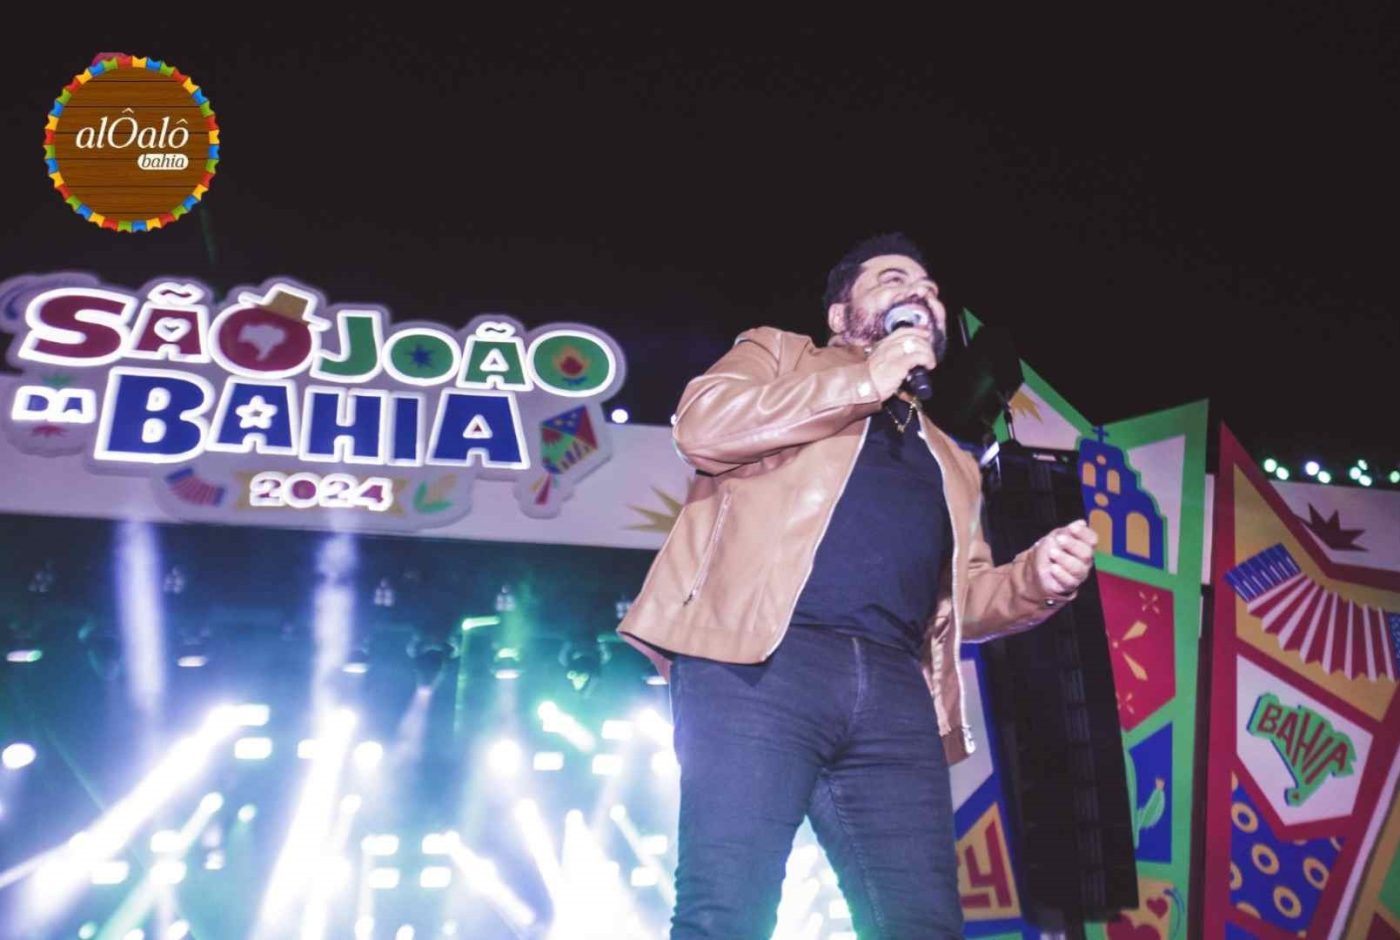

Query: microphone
left=882, top=304, right=934, bottom=400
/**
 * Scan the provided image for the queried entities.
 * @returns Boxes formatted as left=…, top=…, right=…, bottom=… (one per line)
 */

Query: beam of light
left=446, top=839, right=537, bottom=935
left=114, top=521, right=167, bottom=721
left=91, top=786, right=225, bottom=940
left=537, top=702, right=596, bottom=752
left=633, top=708, right=673, bottom=748
left=512, top=799, right=565, bottom=900
left=15, top=706, right=239, bottom=933
left=255, top=707, right=357, bottom=931
left=554, top=810, right=651, bottom=940
left=299, top=785, right=363, bottom=940
left=607, top=805, right=675, bottom=906
left=311, top=533, right=358, bottom=719
left=772, top=843, right=824, bottom=940
left=388, top=686, right=433, bottom=769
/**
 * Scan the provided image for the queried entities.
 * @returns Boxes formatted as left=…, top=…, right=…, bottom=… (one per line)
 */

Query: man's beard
left=840, top=301, right=952, bottom=364
left=844, top=305, right=949, bottom=361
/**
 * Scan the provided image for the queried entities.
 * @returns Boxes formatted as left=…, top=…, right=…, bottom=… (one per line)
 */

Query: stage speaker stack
left=977, top=442, right=1139, bottom=933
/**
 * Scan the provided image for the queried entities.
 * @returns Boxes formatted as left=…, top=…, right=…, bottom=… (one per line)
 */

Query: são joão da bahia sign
left=0, top=273, right=627, bottom=529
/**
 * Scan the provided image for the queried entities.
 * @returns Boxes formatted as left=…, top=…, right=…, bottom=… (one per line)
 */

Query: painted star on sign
left=1299, top=504, right=1367, bottom=552
left=234, top=396, right=278, bottom=430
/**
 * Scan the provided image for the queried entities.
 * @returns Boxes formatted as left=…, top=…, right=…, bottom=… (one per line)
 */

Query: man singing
left=618, top=233, right=1099, bottom=938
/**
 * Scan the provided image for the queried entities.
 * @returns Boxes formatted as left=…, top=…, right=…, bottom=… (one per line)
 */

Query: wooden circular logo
left=43, top=55, right=219, bottom=232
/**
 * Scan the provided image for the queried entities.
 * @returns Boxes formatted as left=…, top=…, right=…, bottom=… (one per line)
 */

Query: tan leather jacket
left=617, top=327, right=1072, bottom=764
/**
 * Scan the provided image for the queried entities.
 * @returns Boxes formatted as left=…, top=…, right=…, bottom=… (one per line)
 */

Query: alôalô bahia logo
left=43, top=52, right=218, bottom=232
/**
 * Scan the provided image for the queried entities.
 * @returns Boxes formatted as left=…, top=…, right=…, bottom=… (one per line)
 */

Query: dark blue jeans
left=669, top=624, right=963, bottom=939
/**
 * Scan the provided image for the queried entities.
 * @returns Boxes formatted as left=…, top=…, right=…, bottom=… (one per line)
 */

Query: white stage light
left=237, top=804, right=257, bottom=823
left=395, top=928, right=415, bottom=940
left=151, top=860, right=186, bottom=885
left=634, top=708, right=673, bottom=747
left=641, top=834, right=669, bottom=855
left=150, top=830, right=182, bottom=853
left=234, top=737, right=272, bottom=760
left=601, top=720, right=634, bottom=741
left=90, top=860, right=130, bottom=885
left=2, top=743, right=36, bottom=770
left=421, top=832, right=458, bottom=854
left=420, top=865, right=453, bottom=888
left=234, top=704, right=270, bottom=726
left=487, top=739, right=523, bottom=776
left=591, top=754, right=623, bottom=776
left=166, top=921, right=190, bottom=940
left=353, top=740, right=384, bottom=771
left=532, top=751, right=565, bottom=772
left=368, top=867, right=400, bottom=889
left=610, top=408, right=630, bottom=424
left=362, top=834, right=399, bottom=856
left=650, top=749, right=680, bottom=776
left=199, top=792, right=224, bottom=814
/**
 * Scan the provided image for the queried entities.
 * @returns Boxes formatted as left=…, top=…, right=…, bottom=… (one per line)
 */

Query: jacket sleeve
left=958, top=451, right=1078, bottom=641
left=672, top=327, right=884, bottom=475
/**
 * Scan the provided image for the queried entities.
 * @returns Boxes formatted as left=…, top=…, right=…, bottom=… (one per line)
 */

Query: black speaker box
left=977, top=442, right=1140, bottom=932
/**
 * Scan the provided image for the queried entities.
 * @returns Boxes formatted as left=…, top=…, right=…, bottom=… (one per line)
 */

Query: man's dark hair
left=822, top=232, right=927, bottom=308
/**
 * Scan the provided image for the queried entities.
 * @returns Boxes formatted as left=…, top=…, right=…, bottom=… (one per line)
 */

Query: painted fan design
left=1225, top=544, right=1398, bottom=681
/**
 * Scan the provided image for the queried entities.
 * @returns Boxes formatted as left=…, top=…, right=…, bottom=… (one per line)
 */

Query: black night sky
left=1, top=8, right=1396, bottom=473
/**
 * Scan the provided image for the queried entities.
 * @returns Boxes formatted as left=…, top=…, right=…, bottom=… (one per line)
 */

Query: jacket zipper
left=765, top=418, right=871, bottom=656
left=683, top=490, right=732, bottom=605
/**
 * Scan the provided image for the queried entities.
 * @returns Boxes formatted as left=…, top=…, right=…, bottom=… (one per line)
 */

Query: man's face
left=828, top=253, right=948, bottom=357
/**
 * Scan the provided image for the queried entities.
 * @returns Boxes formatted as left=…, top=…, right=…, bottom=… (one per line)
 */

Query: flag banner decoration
left=1202, top=426, right=1400, bottom=938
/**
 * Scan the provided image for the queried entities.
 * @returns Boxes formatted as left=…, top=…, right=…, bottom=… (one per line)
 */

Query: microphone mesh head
left=882, top=304, right=930, bottom=334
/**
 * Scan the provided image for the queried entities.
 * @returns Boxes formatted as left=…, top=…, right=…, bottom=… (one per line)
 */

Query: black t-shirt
left=790, top=399, right=952, bottom=657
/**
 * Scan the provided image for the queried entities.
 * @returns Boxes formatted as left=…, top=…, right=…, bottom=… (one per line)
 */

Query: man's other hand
left=1032, top=519, right=1099, bottom=596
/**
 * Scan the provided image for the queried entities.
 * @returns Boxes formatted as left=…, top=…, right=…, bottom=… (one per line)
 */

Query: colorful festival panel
left=1203, top=427, right=1400, bottom=938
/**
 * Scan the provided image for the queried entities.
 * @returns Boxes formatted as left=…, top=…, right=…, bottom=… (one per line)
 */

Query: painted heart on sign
left=154, top=318, right=191, bottom=342
left=1146, top=897, right=1169, bottom=918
